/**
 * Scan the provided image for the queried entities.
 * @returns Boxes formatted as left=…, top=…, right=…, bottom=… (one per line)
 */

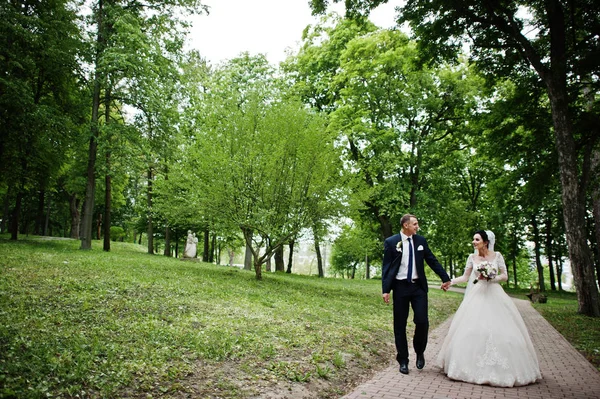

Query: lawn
left=0, top=237, right=461, bottom=399
left=2, top=237, right=597, bottom=399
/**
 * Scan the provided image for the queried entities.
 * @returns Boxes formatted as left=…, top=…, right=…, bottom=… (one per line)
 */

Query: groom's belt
left=396, top=278, right=418, bottom=283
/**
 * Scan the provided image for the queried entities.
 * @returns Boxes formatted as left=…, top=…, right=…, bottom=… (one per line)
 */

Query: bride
left=436, top=230, right=542, bottom=387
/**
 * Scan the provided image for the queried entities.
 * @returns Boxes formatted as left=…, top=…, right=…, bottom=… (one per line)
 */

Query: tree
left=311, top=0, right=600, bottom=316
left=79, top=0, right=208, bottom=250
left=0, top=0, right=86, bottom=240
left=329, top=29, right=481, bottom=239
left=181, top=55, right=340, bottom=279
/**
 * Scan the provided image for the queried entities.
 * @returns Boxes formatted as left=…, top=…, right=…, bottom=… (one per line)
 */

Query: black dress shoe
left=399, top=362, right=409, bottom=374
left=416, top=353, right=425, bottom=370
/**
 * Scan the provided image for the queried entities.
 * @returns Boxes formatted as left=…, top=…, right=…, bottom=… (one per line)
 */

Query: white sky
left=186, top=0, right=404, bottom=66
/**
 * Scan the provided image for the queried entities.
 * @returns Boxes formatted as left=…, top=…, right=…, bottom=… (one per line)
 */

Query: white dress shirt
left=395, top=233, right=418, bottom=281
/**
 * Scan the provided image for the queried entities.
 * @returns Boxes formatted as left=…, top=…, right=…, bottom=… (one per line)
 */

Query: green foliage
left=109, top=226, right=126, bottom=241
left=330, top=224, right=380, bottom=278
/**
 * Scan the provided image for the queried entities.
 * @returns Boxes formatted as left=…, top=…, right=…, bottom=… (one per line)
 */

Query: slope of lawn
left=0, top=237, right=463, bottom=398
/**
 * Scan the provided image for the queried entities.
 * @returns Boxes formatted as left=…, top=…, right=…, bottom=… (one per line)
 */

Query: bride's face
left=472, top=234, right=486, bottom=250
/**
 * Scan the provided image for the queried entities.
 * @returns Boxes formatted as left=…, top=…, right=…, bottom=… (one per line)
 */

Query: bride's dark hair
left=474, top=230, right=489, bottom=248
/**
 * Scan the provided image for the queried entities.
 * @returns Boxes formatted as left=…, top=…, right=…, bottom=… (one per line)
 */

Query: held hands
left=440, top=281, right=451, bottom=292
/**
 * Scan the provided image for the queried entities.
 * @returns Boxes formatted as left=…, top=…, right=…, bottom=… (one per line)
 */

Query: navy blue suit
left=382, top=233, right=450, bottom=364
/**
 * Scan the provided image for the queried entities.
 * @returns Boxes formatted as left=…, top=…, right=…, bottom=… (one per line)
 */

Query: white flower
left=396, top=241, right=402, bottom=252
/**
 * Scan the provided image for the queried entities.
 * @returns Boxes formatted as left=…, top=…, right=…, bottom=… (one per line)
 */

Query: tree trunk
left=557, top=255, right=564, bottom=291
left=103, top=164, right=111, bottom=251
left=546, top=218, right=556, bottom=290
left=531, top=215, right=545, bottom=292
left=203, top=228, right=209, bottom=262
left=44, top=196, right=51, bottom=236
left=539, top=1, right=599, bottom=315
left=1, top=193, right=9, bottom=234
left=80, top=0, right=104, bottom=250
left=266, top=255, right=272, bottom=272
left=253, top=257, right=263, bottom=280
left=549, top=90, right=599, bottom=314
left=365, top=254, right=370, bottom=279
left=286, top=240, right=295, bottom=273
left=512, top=234, right=518, bottom=288
left=244, top=232, right=253, bottom=270
left=10, top=191, right=22, bottom=240
left=275, top=245, right=285, bottom=271
left=164, top=226, right=171, bottom=257
left=96, top=212, right=102, bottom=240
left=315, top=235, right=324, bottom=278
left=34, top=189, right=44, bottom=235
left=146, top=167, right=153, bottom=254
left=69, top=194, right=80, bottom=239
left=174, top=231, right=179, bottom=258
left=592, top=147, right=600, bottom=289
left=209, top=233, right=216, bottom=263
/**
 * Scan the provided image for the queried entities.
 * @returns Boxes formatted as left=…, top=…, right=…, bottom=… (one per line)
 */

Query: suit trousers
left=392, top=279, right=429, bottom=363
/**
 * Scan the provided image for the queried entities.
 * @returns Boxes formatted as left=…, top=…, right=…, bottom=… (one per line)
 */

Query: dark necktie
left=407, top=237, right=414, bottom=283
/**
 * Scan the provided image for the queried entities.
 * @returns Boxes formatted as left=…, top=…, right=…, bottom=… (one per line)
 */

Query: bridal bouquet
left=473, top=261, right=497, bottom=284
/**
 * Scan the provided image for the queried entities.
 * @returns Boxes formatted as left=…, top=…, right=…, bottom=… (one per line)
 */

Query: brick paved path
left=342, top=294, right=600, bottom=399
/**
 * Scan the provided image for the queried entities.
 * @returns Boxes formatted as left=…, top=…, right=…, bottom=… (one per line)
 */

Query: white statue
left=183, top=230, right=198, bottom=258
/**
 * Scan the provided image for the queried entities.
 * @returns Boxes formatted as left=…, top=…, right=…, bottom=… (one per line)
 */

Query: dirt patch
left=139, top=344, right=395, bottom=399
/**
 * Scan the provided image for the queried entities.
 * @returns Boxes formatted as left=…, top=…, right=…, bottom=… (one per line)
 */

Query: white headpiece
left=486, top=230, right=495, bottom=251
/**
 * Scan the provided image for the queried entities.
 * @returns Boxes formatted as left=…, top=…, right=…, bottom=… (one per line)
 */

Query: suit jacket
left=382, top=233, right=450, bottom=294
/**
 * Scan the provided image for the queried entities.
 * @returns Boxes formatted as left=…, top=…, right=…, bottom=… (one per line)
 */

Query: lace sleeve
left=494, top=252, right=508, bottom=283
left=451, top=254, right=474, bottom=285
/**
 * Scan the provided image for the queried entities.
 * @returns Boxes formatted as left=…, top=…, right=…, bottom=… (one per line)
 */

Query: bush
left=110, top=226, right=126, bottom=241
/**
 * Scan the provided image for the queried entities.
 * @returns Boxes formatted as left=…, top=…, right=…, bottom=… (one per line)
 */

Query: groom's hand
left=382, top=293, right=390, bottom=304
left=441, top=281, right=451, bottom=291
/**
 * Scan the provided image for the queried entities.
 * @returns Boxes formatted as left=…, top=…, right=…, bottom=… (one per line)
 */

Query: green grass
left=0, top=237, right=462, bottom=398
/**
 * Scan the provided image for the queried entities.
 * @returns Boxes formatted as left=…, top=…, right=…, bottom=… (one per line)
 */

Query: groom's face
left=403, top=217, right=419, bottom=236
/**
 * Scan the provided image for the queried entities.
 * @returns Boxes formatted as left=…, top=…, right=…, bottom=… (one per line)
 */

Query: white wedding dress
left=436, top=252, right=542, bottom=387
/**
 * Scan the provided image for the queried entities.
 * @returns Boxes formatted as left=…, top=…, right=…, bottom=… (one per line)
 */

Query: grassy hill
left=1, top=237, right=597, bottom=398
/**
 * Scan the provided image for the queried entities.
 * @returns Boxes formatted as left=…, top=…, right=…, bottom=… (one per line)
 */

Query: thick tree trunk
left=275, top=245, right=285, bottom=271
left=531, top=215, right=545, bottom=292
left=146, top=167, right=153, bottom=254
left=548, top=86, right=599, bottom=315
left=536, top=1, right=599, bottom=315
left=286, top=240, right=295, bottom=273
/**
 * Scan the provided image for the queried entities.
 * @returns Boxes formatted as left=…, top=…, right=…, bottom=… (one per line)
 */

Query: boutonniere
left=396, top=241, right=402, bottom=252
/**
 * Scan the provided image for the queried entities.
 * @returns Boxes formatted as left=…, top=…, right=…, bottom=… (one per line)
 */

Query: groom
left=382, top=214, right=451, bottom=374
